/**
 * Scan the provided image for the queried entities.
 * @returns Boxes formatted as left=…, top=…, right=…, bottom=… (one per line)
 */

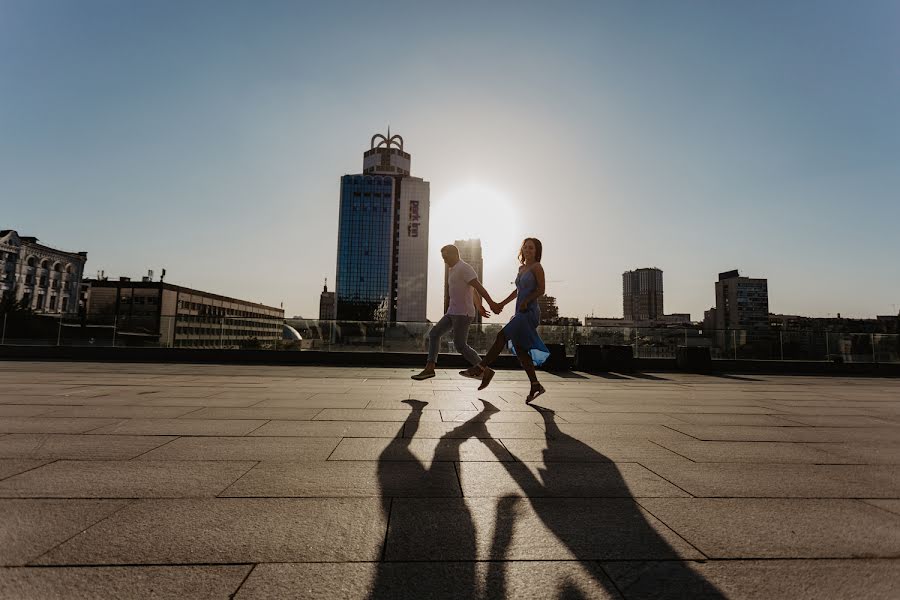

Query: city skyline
left=3, top=1, right=899, bottom=321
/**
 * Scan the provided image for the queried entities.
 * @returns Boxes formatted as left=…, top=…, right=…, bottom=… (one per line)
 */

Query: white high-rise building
left=395, top=177, right=430, bottom=322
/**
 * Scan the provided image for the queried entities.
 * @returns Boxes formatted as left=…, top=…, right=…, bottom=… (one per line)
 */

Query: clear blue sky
left=3, top=0, right=898, bottom=320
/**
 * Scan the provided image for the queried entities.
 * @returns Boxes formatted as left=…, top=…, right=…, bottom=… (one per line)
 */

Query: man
left=412, top=244, right=498, bottom=381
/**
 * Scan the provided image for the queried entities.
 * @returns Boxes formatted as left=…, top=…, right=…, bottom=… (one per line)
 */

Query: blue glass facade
left=335, top=175, right=396, bottom=320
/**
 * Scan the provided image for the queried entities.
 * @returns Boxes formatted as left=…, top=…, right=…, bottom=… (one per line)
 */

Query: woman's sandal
left=477, top=367, right=495, bottom=390
left=525, top=383, right=546, bottom=403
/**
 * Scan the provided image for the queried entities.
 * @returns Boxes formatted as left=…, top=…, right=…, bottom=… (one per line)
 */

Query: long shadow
left=706, top=373, right=762, bottom=382
left=480, top=401, right=727, bottom=599
left=368, top=399, right=504, bottom=599
left=628, top=372, right=672, bottom=381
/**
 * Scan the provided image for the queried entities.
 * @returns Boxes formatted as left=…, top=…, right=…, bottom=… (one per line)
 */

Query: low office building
left=85, top=277, right=283, bottom=348
left=0, top=230, right=87, bottom=315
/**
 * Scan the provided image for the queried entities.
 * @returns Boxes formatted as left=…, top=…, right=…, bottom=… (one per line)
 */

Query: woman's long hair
left=518, top=237, right=543, bottom=264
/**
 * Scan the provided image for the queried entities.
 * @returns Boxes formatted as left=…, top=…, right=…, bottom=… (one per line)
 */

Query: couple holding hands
left=412, top=238, right=550, bottom=403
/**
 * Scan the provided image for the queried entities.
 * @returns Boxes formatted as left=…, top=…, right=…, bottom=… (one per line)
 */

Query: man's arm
left=468, top=279, right=495, bottom=305
left=469, top=278, right=501, bottom=315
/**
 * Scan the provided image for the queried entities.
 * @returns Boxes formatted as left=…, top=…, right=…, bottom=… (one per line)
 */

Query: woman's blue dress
left=502, top=268, right=550, bottom=366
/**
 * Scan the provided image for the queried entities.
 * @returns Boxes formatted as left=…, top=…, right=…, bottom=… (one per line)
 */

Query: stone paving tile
left=178, top=407, right=321, bottom=420
left=546, top=424, right=695, bottom=441
left=499, top=438, right=682, bottom=462
left=234, top=561, right=622, bottom=600
left=459, top=462, right=690, bottom=498
left=38, top=405, right=199, bottom=419
left=663, top=424, right=867, bottom=442
left=651, top=440, right=847, bottom=463
left=550, top=412, right=688, bottom=425
left=365, top=398, right=478, bottom=410
left=577, top=405, right=777, bottom=415
left=250, top=421, right=401, bottom=437
left=665, top=414, right=803, bottom=426
left=251, top=397, right=371, bottom=408
left=405, top=421, right=547, bottom=439
left=0, top=460, right=51, bottom=481
left=0, top=460, right=255, bottom=498
left=36, top=498, right=386, bottom=564
left=138, top=436, right=341, bottom=461
left=639, top=462, right=900, bottom=498
left=222, top=461, right=460, bottom=497
left=214, top=390, right=317, bottom=400
left=777, top=415, right=897, bottom=427
left=602, top=559, right=900, bottom=600
left=0, top=396, right=100, bottom=406
left=440, top=410, right=549, bottom=423
left=0, top=434, right=177, bottom=460
left=0, top=565, right=251, bottom=600
left=328, top=437, right=513, bottom=462
left=385, top=497, right=704, bottom=561
left=137, top=396, right=264, bottom=407
left=0, top=418, right=117, bottom=434
left=0, top=499, right=129, bottom=566
left=865, top=499, right=900, bottom=516
left=86, top=418, right=268, bottom=436
left=637, top=498, right=900, bottom=558
left=315, top=408, right=442, bottom=422
left=0, top=406, right=63, bottom=417
left=803, top=442, right=900, bottom=464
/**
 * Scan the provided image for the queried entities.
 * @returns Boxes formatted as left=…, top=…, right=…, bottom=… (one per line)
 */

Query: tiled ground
left=0, top=361, right=898, bottom=599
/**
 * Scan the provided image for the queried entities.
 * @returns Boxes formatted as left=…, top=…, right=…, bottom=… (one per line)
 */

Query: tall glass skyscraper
left=335, top=132, right=430, bottom=322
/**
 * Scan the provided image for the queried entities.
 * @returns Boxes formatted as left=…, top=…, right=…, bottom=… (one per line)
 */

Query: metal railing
left=1, top=313, right=897, bottom=363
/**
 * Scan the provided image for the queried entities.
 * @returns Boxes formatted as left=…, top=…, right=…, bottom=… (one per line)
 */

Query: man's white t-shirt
left=446, top=260, right=478, bottom=317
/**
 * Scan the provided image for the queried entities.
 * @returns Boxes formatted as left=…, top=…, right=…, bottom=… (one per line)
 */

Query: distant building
left=85, top=277, right=283, bottom=348
left=335, top=131, right=429, bottom=322
left=584, top=317, right=633, bottom=328
left=623, top=268, right=663, bottom=322
left=714, top=270, right=769, bottom=330
left=0, top=229, right=87, bottom=315
left=444, top=239, right=483, bottom=324
left=659, top=313, right=692, bottom=325
left=770, top=313, right=899, bottom=334
left=538, top=295, right=559, bottom=324
left=319, top=281, right=335, bottom=321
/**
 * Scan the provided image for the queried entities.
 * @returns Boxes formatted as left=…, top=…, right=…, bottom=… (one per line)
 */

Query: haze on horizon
left=3, top=0, right=898, bottom=322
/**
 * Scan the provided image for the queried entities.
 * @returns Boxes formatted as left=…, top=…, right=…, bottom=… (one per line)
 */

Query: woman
left=464, top=237, right=550, bottom=402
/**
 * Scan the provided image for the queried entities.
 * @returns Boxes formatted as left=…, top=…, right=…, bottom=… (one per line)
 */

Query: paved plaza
left=0, top=361, right=898, bottom=598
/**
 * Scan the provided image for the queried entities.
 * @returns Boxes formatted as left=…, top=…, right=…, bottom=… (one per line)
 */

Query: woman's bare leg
left=478, top=332, right=507, bottom=390
left=514, top=345, right=539, bottom=385
left=480, top=332, right=507, bottom=368
left=515, top=345, right=545, bottom=402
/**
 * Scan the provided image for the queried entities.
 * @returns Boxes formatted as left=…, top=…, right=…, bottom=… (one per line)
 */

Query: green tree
left=0, top=291, right=32, bottom=316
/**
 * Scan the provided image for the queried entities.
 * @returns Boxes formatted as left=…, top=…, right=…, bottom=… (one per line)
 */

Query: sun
left=430, top=183, right=523, bottom=272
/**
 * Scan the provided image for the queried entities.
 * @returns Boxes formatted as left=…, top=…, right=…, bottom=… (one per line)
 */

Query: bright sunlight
left=429, top=183, right=523, bottom=271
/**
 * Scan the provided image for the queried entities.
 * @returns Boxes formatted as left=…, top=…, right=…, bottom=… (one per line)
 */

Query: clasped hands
left=482, top=299, right=529, bottom=316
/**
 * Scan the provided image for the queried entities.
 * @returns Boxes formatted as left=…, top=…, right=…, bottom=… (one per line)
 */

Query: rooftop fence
left=1, top=313, right=898, bottom=364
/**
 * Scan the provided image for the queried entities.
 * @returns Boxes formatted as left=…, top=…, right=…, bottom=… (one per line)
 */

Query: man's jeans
left=427, top=314, right=480, bottom=365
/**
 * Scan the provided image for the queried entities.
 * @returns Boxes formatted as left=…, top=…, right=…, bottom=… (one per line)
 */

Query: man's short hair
left=441, top=244, right=460, bottom=257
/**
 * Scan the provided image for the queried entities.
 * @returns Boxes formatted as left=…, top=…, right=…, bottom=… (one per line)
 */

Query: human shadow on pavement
left=368, top=399, right=505, bottom=599
left=481, top=402, right=727, bottom=599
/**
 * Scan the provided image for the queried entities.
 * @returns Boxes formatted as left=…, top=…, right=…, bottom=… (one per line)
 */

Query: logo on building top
left=370, top=131, right=403, bottom=152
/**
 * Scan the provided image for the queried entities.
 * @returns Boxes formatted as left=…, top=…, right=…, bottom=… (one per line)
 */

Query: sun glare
left=430, top=183, right=523, bottom=271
